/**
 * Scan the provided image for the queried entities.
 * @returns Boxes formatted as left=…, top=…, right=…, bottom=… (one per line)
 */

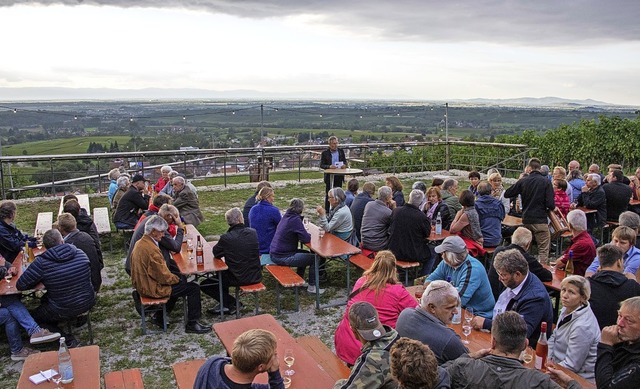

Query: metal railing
left=0, top=140, right=532, bottom=199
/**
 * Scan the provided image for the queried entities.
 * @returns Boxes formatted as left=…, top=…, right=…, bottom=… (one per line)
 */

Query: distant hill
left=463, top=96, right=614, bottom=107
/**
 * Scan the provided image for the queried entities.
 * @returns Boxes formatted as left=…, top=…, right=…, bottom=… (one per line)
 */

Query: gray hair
left=225, top=207, right=244, bottom=226
left=477, top=181, right=492, bottom=196
left=619, top=211, right=640, bottom=231
left=108, top=168, right=120, bottom=180
left=328, top=135, right=338, bottom=143
left=117, top=176, right=130, bottom=188
left=329, top=187, right=346, bottom=203
left=169, top=170, right=179, bottom=179
left=443, top=250, right=468, bottom=267
left=492, top=311, right=527, bottom=354
left=288, top=198, right=305, bottom=214
left=511, top=227, right=533, bottom=248
left=621, top=296, right=640, bottom=316
left=144, top=215, right=168, bottom=235
left=587, top=173, right=601, bottom=186
left=43, top=229, right=64, bottom=249
left=160, top=165, right=172, bottom=173
left=0, top=201, right=17, bottom=220
left=172, top=176, right=185, bottom=185
left=412, top=181, right=427, bottom=193
left=561, top=275, right=591, bottom=301
left=158, top=204, right=179, bottom=220
left=442, top=179, right=458, bottom=191
left=567, top=209, right=587, bottom=232
left=493, top=248, right=529, bottom=276
left=378, top=186, right=393, bottom=202
left=408, top=189, right=425, bottom=207
left=421, top=280, right=459, bottom=308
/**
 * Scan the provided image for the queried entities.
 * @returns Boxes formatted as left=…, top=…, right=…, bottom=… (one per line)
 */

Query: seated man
left=63, top=198, right=102, bottom=262
left=618, top=211, right=640, bottom=250
left=135, top=193, right=174, bottom=232
left=194, top=329, right=284, bottom=389
left=445, top=311, right=580, bottom=389
left=575, top=173, right=607, bottom=232
left=555, top=210, right=596, bottom=276
left=389, top=338, right=450, bottom=389
left=17, top=229, right=96, bottom=347
left=441, top=179, right=462, bottom=215
left=345, top=178, right=359, bottom=207
left=489, top=227, right=552, bottom=300
left=0, top=201, right=37, bottom=264
left=57, top=213, right=103, bottom=292
left=361, top=186, right=395, bottom=254
left=426, top=236, right=495, bottom=319
left=602, top=169, right=633, bottom=222
left=588, top=244, right=640, bottom=329
left=129, top=215, right=210, bottom=334
left=350, top=182, right=376, bottom=242
left=471, top=248, right=554, bottom=348
left=396, top=280, right=468, bottom=364
left=172, top=176, right=204, bottom=227
left=586, top=226, right=640, bottom=280
left=209, top=208, right=262, bottom=314
left=388, top=190, right=432, bottom=275
left=474, top=181, right=505, bottom=248
left=114, top=174, right=150, bottom=229
left=334, top=301, right=399, bottom=389
left=0, top=306, right=39, bottom=361
left=596, top=296, right=640, bottom=388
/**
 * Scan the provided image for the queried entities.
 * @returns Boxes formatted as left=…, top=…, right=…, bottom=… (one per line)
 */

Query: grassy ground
left=0, top=173, right=467, bottom=387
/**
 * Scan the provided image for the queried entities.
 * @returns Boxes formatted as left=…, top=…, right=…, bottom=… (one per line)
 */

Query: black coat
left=504, top=170, right=555, bottom=224
left=577, top=186, right=607, bottom=229
left=320, top=148, right=347, bottom=187
left=350, top=192, right=374, bottom=241
left=388, top=204, right=431, bottom=263
left=114, top=187, right=149, bottom=226
left=65, top=229, right=103, bottom=292
left=602, top=181, right=632, bottom=222
left=588, top=270, right=640, bottom=329
left=212, top=224, right=262, bottom=285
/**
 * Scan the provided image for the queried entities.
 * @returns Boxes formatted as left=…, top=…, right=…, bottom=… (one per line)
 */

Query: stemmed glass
left=462, top=308, right=473, bottom=344
left=186, top=238, right=194, bottom=261
left=283, top=348, right=295, bottom=376
left=303, top=217, right=310, bottom=230
left=4, top=272, right=12, bottom=289
left=50, top=370, right=63, bottom=389
left=521, top=347, right=534, bottom=365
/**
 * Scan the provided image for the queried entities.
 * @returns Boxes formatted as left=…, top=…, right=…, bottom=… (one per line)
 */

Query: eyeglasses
left=425, top=283, right=447, bottom=296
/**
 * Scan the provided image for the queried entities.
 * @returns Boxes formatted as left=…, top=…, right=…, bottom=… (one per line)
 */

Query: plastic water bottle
left=58, top=337, right=74, bottom=384
left=435, top=212, right=442, bottom=235
left=447, top=276, right=462, bottom=324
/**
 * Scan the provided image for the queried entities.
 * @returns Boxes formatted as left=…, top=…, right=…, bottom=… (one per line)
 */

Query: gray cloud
left=3, top=0, right=640, bottom=45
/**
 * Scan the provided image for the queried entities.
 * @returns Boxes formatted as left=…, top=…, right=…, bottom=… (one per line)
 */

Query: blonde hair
left=256, top=187, right=274, bottom=201
left=231, top=329, right=277, bottom=373
left=561, top=275, right=591, bottom=301
left=362, top=250, right=400, bottom=295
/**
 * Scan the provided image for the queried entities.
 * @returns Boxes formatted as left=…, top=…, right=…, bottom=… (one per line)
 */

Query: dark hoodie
left=17, top=243, right=95, bottom=316
left=194, top=357, right=284, bottom=389
left=589, top=270, right=640, bottom=329
left=75, top=208, right=103, bottom=263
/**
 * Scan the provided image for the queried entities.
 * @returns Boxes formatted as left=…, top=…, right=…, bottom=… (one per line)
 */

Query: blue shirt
left=331, top=150, right=340, bottom=165
left=426, top=254, right=496, bottom=318
left=587, top=245, right=640, bottom=275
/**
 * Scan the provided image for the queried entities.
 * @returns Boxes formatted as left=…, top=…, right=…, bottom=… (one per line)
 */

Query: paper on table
left=29, top=369, right=57, bottom=385
left=334, top=161, right=344, bottom=168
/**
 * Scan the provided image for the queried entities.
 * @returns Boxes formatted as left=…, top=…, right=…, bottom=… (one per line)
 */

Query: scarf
left=327, top=202, right=345, bottom=223
left=426, top=201, right=440, bottom=220
left=491, top=185, right=504, bottom=199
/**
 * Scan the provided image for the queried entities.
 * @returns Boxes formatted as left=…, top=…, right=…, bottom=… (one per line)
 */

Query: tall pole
left=260, top=104, right=264, bottom=146
left=445, top=103, right=450, bottom=171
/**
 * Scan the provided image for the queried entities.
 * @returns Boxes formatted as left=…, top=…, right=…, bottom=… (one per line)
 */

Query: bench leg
left=276, top=285, right=282, bottom=315
left=253, top=292, right=259, bottom=315
left=141, top=304, right=148, bottom=335
left=87, top=311, right=93, bottom=345
left=235, top=287, right=241, bottom=320
left=294, top=286, right=300, bottom=312
left=162, top=304, right=167, bottom=333
left=183, top=296, right=188, bottom=328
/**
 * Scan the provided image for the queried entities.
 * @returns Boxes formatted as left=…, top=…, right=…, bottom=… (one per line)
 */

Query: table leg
left=315, top=254, right=321, bottom=309
left=218, top=272, right=224, bottom=320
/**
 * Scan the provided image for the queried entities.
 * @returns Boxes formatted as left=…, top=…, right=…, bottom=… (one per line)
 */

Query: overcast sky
left=1, top=1, right=639, bottom=105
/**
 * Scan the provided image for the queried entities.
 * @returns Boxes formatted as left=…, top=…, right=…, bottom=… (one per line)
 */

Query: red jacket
left=554, top=189, right=570, bottom=217
left=559, top=230, right=596, bottom=276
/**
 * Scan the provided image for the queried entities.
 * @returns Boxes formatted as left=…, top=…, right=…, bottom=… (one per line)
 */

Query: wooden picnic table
left=17, top=345, right=100, bottom=389
left=304, top=223, right=361, bottom=309
left=428, top=228, right=451, bottom=241
left=172, top=358, right=207, bottom=389
left=576, top=206, right=597, bottom=214
left=212, top=314, right=341, bottom=388
left=322, top=168, right=363, bottom=189
left=0, top=250, right=45, bottom=297
left=172, top=224, right=228, bottom=318
left=59, top=194, right=90, bottom=215
left=502, top=214, right=523, bottom=227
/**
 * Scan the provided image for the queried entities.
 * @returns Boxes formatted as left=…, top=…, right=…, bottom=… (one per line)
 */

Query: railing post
left=298, top=150, right=302, bottom=182
left=223, top=152, right=228, bottom=188
left=50, top=159, right=56, bottom=196
left=0, top=160, right=4, bottom=200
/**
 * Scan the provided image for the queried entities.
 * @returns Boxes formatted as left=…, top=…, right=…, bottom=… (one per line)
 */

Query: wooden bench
left=34, top=211, right=53, bottom=236
left=396, top=260, right=421, bottom=286
left=481, top=246, right=498, bottom=271
left=349, top=253, right=374, bottom=272
left=234, top=282, right=266, bottom=319
left=265, top=265, right=306, bottom=314
left=104, top=368, right=145, bottom=389
left=136, top=292, right=169, bottom=335
left=296, top=336, right=351, bottom=381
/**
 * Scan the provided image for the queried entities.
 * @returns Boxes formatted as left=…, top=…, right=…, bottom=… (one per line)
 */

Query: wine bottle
left=196, top=236, right=204, bottom=266
left=565, top=250, right=574, bottom=276
left=534, top=322, right=548, bottom=370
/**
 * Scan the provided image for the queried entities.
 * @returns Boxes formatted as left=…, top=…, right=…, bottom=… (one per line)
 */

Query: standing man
left=320, top=136, right=347, bottom=212
left=172, top=176, right=204, bottom=227
left=114, top=174, right=150, bottom=229
left=595, top=296, right=640, bottom=388
left=504, top=158, right=555, bottom=264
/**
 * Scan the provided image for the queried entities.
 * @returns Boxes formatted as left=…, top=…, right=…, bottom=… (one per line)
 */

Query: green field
left=2, top=136, right=132, bottom=156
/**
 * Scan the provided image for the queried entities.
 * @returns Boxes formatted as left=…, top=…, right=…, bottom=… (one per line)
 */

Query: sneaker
left=307, top=285, right=326, bottom=295
left=11, top=346, right=40, bottom=361
left=30, top=329, right=61, bottom=345
left=300, top=282, right=309, bottom=288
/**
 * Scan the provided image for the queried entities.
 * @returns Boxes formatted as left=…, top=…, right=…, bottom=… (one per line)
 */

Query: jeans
left=3, top=296, right=40, bottom=335
left=526, top=223, right=551, bottom=264
left=272, top=251, right=318, bottom=286
left=0, top=307, right=23, bottom=354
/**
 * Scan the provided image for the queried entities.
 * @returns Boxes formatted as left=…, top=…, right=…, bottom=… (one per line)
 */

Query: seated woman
left=567, top=169, right=586, bottom=203
left=316, top=188, right=353, bottom=242
left=270, top=198, right=324, bottom=294
left=548, top=275, right=600, bottom=380
left=425, top=187, right=452, bottom=230
left=386, top=176, right=405, bottom=207
left=248, top=187, right=281, bottom=255
left=449, top=190, right=483, bottom=249
left=488, top=171, right=510, bottom=215
left=334, top=250, right=417, bottom=366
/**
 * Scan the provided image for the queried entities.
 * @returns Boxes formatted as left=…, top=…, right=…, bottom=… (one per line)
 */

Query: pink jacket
left=334, top=276, right=417, bottom=365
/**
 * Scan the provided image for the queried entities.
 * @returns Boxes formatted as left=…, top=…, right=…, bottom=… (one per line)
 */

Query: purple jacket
left=269, top=209, right=311, bottom=258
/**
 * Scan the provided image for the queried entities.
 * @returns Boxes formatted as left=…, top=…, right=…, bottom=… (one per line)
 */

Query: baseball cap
left=434, top=236, right=467, bottom=254
left=348, top=301, right=386, bottom=341
left=131, top=174, right=147, bottom=183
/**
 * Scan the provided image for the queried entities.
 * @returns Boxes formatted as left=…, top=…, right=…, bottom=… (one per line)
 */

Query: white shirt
left=493, top=272, right=529, bottom=317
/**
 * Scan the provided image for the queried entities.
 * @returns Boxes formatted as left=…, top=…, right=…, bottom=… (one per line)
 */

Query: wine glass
left=464, top=308, right=474, bottom=324
left=36, top=230, right=43, bottom=249
left=318, top=229, right=325, bottom=239
left=4, top=272, right=12, bottom=289
left=521, top=347, right=534, bottom=365
left=461, top=322, right=472, bottom=344
left=283, top=376, right=292, bottom=388
left=283, top=348, right=295, bottom=376
left=50, top=370, right=63, bottom=389
left=303, top=217, right=310, bottom=230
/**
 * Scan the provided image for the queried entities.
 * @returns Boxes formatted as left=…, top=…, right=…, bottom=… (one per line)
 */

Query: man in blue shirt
left=586, top=226, right=640, bottom=280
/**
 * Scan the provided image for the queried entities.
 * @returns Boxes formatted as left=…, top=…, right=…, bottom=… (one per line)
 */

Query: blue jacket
left=270, top=209, right=311, bottom=258
left=482, top=272, right=554, bottom=348
left=475, top=194, right=505, bottom=247
left=17, top=243, right=95, bottom=316
left=108, top=179, right=118, bottom=204
left=194, top=356, right=284, bottom=389
left=249, top=201, right=282, bottom=254
left=0, top=220, right=32, bottom=264
left=427, top=255, right=496, bottom=318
